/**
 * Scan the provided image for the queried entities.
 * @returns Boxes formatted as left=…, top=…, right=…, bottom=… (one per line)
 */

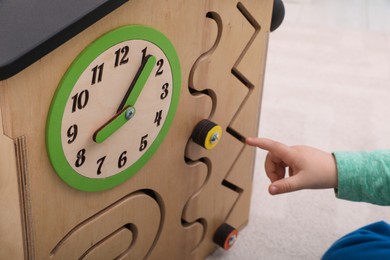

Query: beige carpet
left=209, top=1, right=390, bottom=259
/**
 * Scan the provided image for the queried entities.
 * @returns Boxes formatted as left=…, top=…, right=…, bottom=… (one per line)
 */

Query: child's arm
left=334, top=150, right=390, bottom=205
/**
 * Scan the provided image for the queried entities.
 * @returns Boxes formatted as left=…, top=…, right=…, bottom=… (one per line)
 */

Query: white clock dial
left=61, top=40, right=173, bottom=178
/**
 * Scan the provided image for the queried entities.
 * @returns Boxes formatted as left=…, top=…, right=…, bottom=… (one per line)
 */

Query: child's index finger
left=245, top=137, right=282, bottom=151
left=245, top=137, right=297, bottom=165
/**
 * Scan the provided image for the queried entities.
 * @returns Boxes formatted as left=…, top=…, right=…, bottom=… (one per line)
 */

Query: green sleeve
left=333, top=150, right=390, bottom=206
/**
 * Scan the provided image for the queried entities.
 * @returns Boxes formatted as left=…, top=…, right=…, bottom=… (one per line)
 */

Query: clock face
left=46, top=26, right=181, bottom=191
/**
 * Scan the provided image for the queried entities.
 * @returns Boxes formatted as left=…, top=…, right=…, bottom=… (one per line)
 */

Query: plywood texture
left=0, top=104, right=25, bottom=259
left=0, top=0, right=272, bottom=258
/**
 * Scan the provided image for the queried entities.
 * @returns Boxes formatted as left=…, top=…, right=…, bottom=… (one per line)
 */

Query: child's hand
left=246, top=137, right=338, bottom=195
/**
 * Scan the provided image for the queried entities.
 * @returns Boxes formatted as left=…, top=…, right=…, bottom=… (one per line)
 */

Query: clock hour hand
left=93, top=55, right=156, bottom=144
left=93, top=106, right=135, bottom=143
left=117, top=55, right=156, bottom=112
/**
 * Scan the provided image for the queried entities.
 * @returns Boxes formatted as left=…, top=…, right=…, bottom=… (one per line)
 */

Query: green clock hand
left=93, top=55, right=156, bottom=143
left=117, top=55, right=156, bottom=112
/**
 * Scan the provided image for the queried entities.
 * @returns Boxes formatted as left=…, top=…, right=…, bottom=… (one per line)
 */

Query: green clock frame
left=46, top=25, right=181, bottom=192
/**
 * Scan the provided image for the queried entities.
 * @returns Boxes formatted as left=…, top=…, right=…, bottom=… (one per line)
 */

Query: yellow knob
left=204, top=125, right=222, bottom=150
left=191, top=119, right=222, bottom=150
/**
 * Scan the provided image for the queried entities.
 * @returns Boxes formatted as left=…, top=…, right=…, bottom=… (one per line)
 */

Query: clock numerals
left=67, top=124, right=78, bottom=144
left=142, top=47, right=164, bottom=77
left=160, top=83, right=169, bottom=100
left=155, top=59, right=164, bottom=76
left=96, top=156, right=106, bottom=175
left=75, top=149, right=86, bottom=167
left=154, top=110, right=163, bottom=127
left=139, top=134, right=148, bottom=152
left=91, top=63, right=104, bottom=85
left=114, top=46, right=130, bottom=67
left=71, top=89, right=89, bottom=113
left=118, top=151, right=127, bottom=168
left=74, top=151, right=130, bottom=175
left=141, top=47, right=148, bottom=64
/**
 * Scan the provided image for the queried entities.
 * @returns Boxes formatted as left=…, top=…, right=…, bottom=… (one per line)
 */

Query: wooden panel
left=225, top=145, right=256, bottom=230
left=0, top=105, right=24, bottom=259
left=0, top=0, right=272, bottom=258
left=50, top=191, right=161, bottom=259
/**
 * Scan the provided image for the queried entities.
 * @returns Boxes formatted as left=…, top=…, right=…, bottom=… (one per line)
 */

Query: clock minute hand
left=93, top=55, right=156, bottom=144
left=117, top=55, right=156, bottom=112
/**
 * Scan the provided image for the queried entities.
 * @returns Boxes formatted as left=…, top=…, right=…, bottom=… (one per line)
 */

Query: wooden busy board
left=0, top=0, right=273, bottom=258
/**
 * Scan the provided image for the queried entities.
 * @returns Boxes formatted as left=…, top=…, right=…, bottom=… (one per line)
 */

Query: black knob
left=213, top=223, right=238, bottom=250
left=271, top=0, right=285, bottom=32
